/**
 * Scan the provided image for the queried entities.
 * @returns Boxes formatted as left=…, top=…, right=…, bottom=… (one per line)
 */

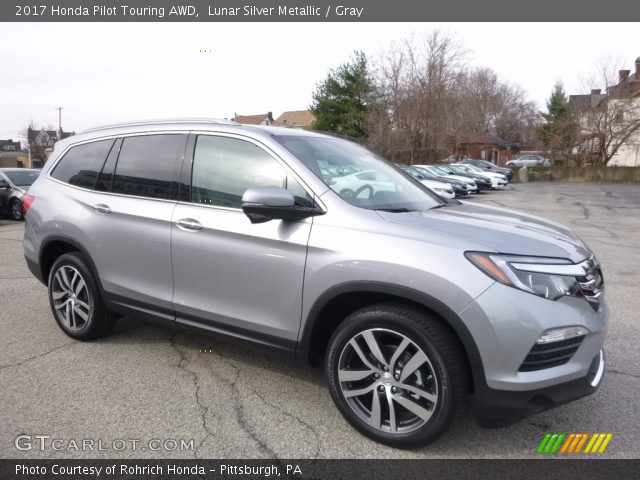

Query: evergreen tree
left=536, top=82, right=577, bottom=156
left=310, top=51, right=375, bottom=138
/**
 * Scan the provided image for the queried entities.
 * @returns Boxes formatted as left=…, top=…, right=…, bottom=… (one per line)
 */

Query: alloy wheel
left=50, top=265, right=92, bottom=331
left=337, top=328, right=439, bottom=434
left=10, top=201, right=22, bottom=220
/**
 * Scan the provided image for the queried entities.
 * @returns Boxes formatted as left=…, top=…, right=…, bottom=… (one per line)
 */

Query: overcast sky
left=1, top=22, right=639, bottom=143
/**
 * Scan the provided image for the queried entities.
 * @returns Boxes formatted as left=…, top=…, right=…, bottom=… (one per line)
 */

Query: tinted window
left=192, top=135, right=313, bottom=209
left=95, top=138, right=122, bottom=192
left=51, top=139, right=115, bottom=189
left=112, top=135, right=185, bottom=200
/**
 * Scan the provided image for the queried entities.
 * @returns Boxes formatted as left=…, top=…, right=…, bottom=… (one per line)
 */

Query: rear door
left=170, top=133, right=314, bottom=353
left=87, top=133, right=187, bottom=315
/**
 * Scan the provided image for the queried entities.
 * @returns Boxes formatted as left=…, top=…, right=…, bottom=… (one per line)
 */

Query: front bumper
left=475, top=350, right=604, bottom=427
left=457, top=280, right=607, bottom=427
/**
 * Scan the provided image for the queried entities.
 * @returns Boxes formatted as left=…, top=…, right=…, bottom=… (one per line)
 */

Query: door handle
left=94, top=204, right=111, bottom=215
left=175, top=218, right=203, bottom=231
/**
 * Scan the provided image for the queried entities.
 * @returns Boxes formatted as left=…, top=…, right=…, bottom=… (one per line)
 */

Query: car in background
left=451, top=163, right=508, bottom=188
left=506, top=155, right=551, bottom=167
left=396, top=165, right=455, bottom=199
left=436, top=165, right=493, bottom=190
left=456, top=159, right=513, bottom=181
left=411, top=166, right=470, bottom=198
left=0, top=168, right=41, bottom=221
left=415, top=165, right=478, bottom=193
left=332, top=169, right=411, bottom=200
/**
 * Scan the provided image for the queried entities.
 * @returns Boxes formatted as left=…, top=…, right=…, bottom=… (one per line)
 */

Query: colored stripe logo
left=537, top=433, right=613, bottom=454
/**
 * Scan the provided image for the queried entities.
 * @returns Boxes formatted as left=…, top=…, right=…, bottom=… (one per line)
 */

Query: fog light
left=536, top=326, right=590, bottom=344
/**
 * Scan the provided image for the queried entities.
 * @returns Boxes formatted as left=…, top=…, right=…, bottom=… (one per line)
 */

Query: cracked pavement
left=1, top=182, right=639, bottom=459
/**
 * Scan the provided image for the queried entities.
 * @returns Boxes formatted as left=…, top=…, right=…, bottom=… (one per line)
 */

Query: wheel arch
left=39, top=235, right=102, bottom=291
left=297, top=281, right=486, bottom=393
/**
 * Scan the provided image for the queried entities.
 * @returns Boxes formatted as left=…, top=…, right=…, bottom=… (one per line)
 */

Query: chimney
left=619, top=69, right=630, bottom=83
left=591, top=89, right=601, bottom=95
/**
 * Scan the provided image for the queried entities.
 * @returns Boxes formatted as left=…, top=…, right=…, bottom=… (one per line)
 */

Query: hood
left=377, top=201, right=591, bottom=262
left=422, top=179, right=452, bottom=190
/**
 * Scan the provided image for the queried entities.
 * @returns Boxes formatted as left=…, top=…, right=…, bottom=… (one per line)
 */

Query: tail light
left=23, top=194, right=35, bottom=215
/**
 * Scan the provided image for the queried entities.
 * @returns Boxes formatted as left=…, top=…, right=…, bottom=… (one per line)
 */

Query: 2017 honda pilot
left=23, top=119, right=607, bottom=448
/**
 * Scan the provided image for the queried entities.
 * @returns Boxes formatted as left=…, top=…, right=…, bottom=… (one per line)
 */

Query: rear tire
left=48, top=252, right=117, bottom=340
left=325, top=303, right=468, bottom=448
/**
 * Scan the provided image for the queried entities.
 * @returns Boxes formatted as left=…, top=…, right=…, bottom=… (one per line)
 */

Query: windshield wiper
left=429, top=203, right=448, bottom=209
left=377, top=208, right=416, bottom=213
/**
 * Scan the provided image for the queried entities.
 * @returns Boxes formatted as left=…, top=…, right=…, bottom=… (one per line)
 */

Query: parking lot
left=1, top=182, right=639, bottom=459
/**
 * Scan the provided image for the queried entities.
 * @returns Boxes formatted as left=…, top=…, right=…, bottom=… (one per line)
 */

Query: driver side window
left=191, top=135, right=313, bottom=209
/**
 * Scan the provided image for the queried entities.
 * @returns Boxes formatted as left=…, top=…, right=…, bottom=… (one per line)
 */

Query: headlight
left=465, top=252, right=586, bottom=300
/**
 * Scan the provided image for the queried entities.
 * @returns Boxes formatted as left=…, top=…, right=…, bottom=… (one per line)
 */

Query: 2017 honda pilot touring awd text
left=23, top=119, right=607, bottom=448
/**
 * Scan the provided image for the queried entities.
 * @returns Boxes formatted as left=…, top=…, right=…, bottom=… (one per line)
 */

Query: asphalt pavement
left=1, top=182, right=638, bottom=459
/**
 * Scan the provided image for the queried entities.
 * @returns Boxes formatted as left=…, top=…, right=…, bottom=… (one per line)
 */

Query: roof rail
left=80, top=118, right=239, bottom=133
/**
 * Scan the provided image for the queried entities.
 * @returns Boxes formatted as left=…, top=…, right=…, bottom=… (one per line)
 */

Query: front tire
left=48, top=252, right=117, bottom=340
left=9, top=199, right=23, bottom=221
left=325, top=303, right=468, bottom=448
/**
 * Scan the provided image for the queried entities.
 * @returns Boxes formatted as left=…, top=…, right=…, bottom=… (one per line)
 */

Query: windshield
left=449, top=165, right=470, bottom=175
left=438, top=165, right=459, bottom=175
left=4, top=170, right=40, bottom=187
left=274, top=136, right=443, bottom=211
left=428, top=166, right=451, bottom=176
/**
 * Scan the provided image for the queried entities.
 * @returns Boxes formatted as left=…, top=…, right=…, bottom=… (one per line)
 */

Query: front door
left=170, top=133, right=314, bottom=353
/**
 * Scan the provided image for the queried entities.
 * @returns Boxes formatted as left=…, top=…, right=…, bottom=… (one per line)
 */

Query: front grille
left=519, top=336, right=585, bottom=372
left=577, top=257, right=604, bottom=311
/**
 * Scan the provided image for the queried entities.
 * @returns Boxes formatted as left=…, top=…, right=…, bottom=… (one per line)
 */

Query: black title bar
left=3, top=0, right=640, bottom=22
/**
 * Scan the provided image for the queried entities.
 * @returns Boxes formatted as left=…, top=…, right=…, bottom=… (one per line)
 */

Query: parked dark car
left=456, top=159, right=513, bottom=181
left=436, top=165, right=493, bottom=190
left=0, top=168, right=41, bottom=220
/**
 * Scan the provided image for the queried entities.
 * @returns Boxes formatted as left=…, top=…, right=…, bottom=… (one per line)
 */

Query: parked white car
left=415, top=165, right=478, bottom=192
left=452, top=163, right=508, bottom=187
left=331, top=170, right=397, bottom=198
left=401, top=167, right=455, bottom=199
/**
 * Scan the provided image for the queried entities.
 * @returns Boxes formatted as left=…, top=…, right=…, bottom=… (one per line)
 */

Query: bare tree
left=576, top=56, right=640, bottom=165
left=20, top=122, right=57, bottom=165
left=366, top=31, right=538, bottom=163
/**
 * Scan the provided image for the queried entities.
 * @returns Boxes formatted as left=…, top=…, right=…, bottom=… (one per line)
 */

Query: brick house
left=457, top=133, right=519, bottom=166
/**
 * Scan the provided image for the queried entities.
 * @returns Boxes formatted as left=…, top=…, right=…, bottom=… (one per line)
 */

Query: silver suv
left=23, top=119, right=607, bottom=448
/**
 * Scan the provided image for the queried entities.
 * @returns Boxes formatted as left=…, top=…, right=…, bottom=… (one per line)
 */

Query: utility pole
left=55, top=107, right=63, bottom=138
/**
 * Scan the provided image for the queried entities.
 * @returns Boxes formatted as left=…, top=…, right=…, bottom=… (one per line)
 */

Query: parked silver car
left=506, top=155, right=551, bottom=167
left=23, top=119, right=607, bottom=448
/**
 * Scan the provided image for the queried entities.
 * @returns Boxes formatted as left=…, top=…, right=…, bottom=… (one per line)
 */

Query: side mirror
left=241, top=187, right=323, bottom=224
left=0, top=179, right=8, bottom=189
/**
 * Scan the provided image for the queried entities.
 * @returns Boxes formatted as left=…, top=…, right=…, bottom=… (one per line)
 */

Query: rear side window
left=111, top=134, right=185, bottom=200
left=94, top=138, right=122, bottom=192
left=51, top=139, right=115, bottom=189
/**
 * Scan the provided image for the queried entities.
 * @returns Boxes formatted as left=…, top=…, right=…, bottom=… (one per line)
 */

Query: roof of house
left=459, top=132, right=518, bottom=148
left=569, top=93, right=606, bottom=110
left=233, top=113, right=273, bottom=125
left=273, top=110, right=315, bottom=128
left=0, top=139, right=20, bottom=151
